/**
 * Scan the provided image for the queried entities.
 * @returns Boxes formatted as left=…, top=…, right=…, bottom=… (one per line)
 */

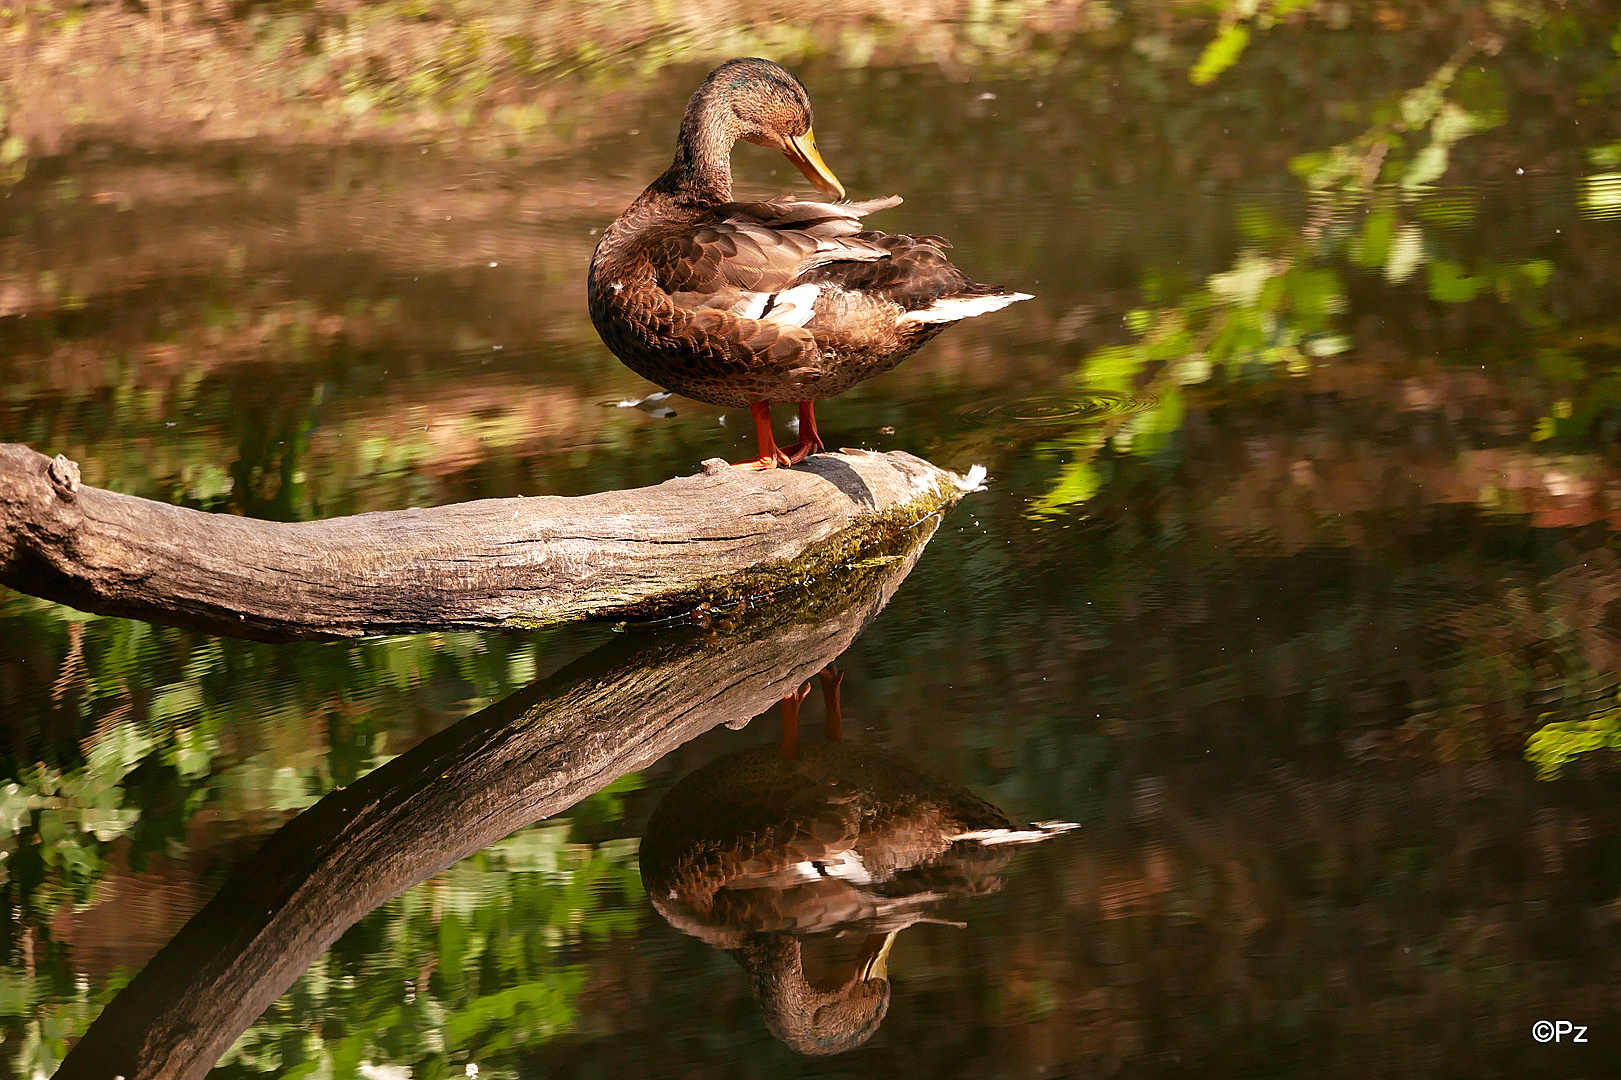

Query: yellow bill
left=858, top=930, right=899, bottom=981
left=784, top=129, right=845, bottom=200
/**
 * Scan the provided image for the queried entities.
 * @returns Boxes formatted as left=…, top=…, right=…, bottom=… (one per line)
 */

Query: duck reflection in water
left=640, top=668, right=1075, bottom=1056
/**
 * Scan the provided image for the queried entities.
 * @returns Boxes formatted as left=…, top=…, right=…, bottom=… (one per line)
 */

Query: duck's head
left=739, top=930, right=897, bottom=1056
left=671, top=57, right=845, bottom=200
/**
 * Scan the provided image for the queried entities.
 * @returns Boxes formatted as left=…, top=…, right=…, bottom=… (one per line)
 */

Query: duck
left=588, top=58, right=1032, bottom=469
left=639, top=668, right=1075, bottom=1055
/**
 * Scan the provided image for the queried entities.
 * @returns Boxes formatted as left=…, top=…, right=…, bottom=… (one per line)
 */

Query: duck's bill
left=785, top=130, right=846, bottom=200
left=858, top=930, right=899, bottom=981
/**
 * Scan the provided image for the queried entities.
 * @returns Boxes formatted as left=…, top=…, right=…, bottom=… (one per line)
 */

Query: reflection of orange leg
left=781, top=401, right=825, bottom=465
left=780, top=680, right=813, bottom=758
left=735, top=401, right=793, bottom=470
left=818, top=665, right=844, bottom=743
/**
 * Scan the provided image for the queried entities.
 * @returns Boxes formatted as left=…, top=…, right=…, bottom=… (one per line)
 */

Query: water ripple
left=955, top=390, right=1158, bottom=424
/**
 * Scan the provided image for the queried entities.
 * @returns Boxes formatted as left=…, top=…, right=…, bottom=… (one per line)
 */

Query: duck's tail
left=898, top=288, right=1034, bottom=325
left=949, top=820, right=1079, bottom=846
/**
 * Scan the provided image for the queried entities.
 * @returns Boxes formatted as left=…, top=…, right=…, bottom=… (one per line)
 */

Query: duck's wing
left=660, top=195, right=904, bottom=318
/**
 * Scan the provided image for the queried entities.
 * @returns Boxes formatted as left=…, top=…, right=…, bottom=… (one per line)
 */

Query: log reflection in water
left=57, top=520, right=939, bottom=1080
left=640, top=671, right=1075, bottom=1056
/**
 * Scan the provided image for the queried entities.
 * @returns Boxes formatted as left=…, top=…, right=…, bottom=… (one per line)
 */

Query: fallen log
left=0, top=441, right=978, bottom=641
left=55, top=519, right=933, bottom=1080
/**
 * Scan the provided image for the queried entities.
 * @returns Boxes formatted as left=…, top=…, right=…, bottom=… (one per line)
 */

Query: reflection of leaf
left=1028, top=455, right=1103, bottom=518
left=1429, top=100, right=1480, bottom=146
left=1351, top=207, right=1397, bottom=268
left=1526, top=701, right=1621, bottom=779
left=1208, top=253, right=1280, bottom=308
left=0, top=971, right=33, bottom=1017
left=1384, top=224, right=1426, bottom=283
left=440, top=971, right=584, bottom=1044
left=567, top=771, right=644, bottom=830
left=0, top=133, right=23, bottom=186
left=149, top=685, right=202, bottom=725
left=1401, top=144, right=1451, bottom=190
left=1580, top=173, right=1621, bottom=220
left=1190, top=24, right=1250, bottom=85
left=1402, top=103, right=1484, bottom=191
left=1304, top=334, right=1349, bottom=357
left=1428, top=260, right=1482, bottom=303
left=1591, top=140, right=1621, bottom=168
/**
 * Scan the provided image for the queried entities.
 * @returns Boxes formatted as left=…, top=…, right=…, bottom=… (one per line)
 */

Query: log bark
left=54, top=520, right=934, bottom=1080
left=0, top=442, right=974, bottom=641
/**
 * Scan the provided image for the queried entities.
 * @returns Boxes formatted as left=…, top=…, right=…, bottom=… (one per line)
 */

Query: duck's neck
left=650, top=97, right=736, bottom=204
left=736, top=934, right=888, bottom=1054
left=739, top=936, right=838, bottom=1032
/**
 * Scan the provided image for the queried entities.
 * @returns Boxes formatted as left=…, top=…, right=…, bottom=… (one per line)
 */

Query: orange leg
left=818, top=665, right=844, bottom=743
left=735, top=401, right=794, bottom=470
left=781, top=401, right=825, bottom=465
left=780, top=680, right=813, bottom=759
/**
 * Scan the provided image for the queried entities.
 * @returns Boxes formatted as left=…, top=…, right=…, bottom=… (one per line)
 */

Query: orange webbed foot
left=732, top=446, right=795, bottom=470
left=780, top=401, right=825, bottom=464
left=818, top=665, right=844, bottom=742
left=780, top=435, right=825, bottom=465
left=737, top=401, right=795, bottom=470
left=780, top=679, right=814, bottom=758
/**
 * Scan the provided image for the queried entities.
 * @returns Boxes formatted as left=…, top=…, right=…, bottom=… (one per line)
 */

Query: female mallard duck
left=639, top=669, right=1074, bottom=1055
left=589, top=58, right=1031, bottom=469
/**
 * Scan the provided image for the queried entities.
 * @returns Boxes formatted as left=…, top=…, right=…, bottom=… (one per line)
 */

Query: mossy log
left=54, top=522, right=932, bottom=1080
left=0, top=442, right=977, bottom=640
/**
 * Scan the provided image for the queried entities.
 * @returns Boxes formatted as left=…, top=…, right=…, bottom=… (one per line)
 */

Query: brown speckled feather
left=662, top=198, right=895, bottom=295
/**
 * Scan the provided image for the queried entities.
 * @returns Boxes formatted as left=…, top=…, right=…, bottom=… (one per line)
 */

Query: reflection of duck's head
left=640, top=671, right=1075, bottom=1055
left=738, top=929, right=895, bottom=1056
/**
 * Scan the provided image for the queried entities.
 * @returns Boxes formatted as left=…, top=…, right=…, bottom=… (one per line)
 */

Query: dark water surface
left=6, top=5, right=1621, bottom=1077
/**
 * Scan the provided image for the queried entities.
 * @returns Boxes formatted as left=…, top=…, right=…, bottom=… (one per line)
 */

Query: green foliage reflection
left=1526, top=695, right=1621, bottom=779
left=1030, top=19, right=1608, bottom=518
left=216, top=819, right=642, bottom=1080
left=0, top=590, right=618, bottom=1078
